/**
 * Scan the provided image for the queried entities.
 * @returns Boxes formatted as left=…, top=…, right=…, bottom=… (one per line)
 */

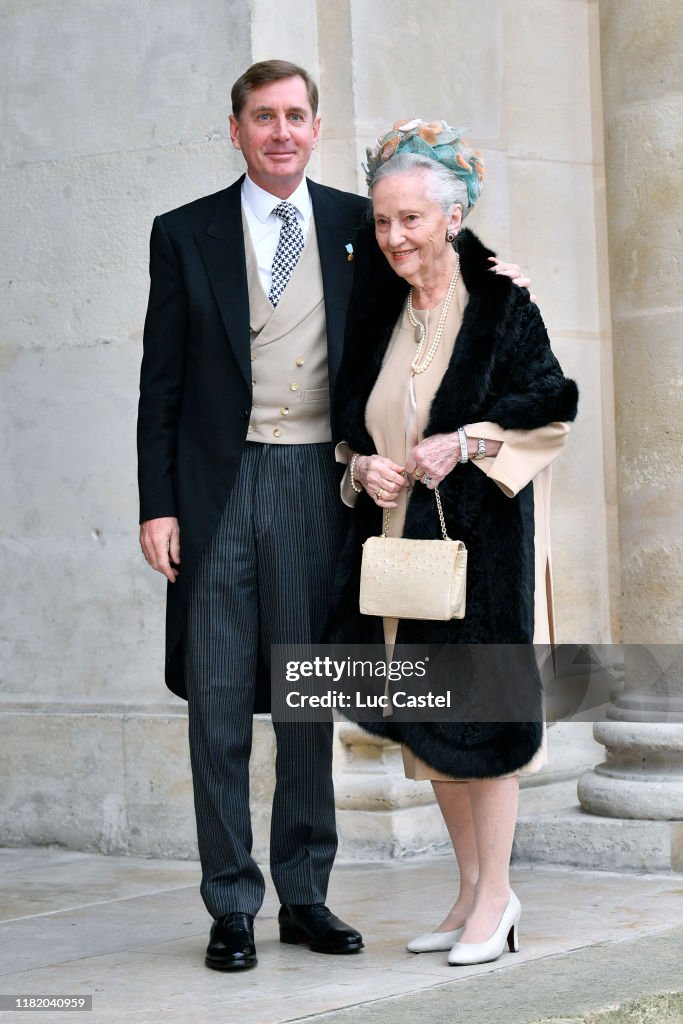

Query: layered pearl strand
left=407, top=253, right=461, bottom=375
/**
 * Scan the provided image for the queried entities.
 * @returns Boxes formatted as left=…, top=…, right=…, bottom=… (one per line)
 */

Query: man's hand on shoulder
left=140, top=517, right=181, bottom=583
left=488, top=256, right=537, bottom=304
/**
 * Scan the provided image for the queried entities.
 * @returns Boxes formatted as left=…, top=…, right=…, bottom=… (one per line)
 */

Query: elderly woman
left=328, top=120, right=578, bottom=966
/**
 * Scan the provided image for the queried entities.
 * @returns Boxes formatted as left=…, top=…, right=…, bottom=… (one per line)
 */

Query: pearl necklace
left=407, top=254, right=461, bottom=375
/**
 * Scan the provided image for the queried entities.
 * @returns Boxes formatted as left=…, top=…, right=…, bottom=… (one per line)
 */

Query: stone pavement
left=0, top=848, right=681, bottom=1024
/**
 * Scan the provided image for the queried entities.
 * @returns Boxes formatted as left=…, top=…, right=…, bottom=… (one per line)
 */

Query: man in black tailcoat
left=137, top=60, right=367, bottom=971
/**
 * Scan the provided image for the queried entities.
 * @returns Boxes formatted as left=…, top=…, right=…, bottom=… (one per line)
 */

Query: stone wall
left=1, top=0, right=252, bottom=857
left=319, top=0, right=618, bottom=643
left=2, top=0, right=617, bottom=858
left=2, top=0, right=252, bottom=709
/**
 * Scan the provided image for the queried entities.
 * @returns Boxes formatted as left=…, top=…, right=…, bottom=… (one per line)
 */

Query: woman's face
left=372, top=169, right=462, bottom=283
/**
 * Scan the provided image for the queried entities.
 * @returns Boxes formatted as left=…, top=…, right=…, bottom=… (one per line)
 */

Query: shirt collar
left=242, top=174, right=311, bottom=223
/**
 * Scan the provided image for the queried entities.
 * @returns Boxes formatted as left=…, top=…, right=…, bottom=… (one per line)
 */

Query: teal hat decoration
left=363, top=119, right=485, bottom=209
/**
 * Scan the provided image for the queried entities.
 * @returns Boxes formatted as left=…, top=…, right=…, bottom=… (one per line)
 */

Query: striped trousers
left=184, top=442, right=343, bottom=918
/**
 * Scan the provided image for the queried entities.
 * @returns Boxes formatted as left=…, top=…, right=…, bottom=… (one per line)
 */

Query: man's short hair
left=231, top=59, right=319, bottom=119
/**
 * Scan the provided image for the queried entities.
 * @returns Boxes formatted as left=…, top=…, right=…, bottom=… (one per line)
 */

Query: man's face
left=229, top=76, right=320, bottom=197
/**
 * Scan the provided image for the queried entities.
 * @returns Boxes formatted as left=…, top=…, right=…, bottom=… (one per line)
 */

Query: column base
left=578, top=722, right=683, bottom=819
left=513, top=805, right=683, bottom=872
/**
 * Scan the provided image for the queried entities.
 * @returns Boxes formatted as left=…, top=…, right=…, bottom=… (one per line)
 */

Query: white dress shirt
left=241, top=174, right=313, bottom=298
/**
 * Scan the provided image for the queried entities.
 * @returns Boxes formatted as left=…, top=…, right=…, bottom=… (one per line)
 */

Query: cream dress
left=339, top=281, right=569, bottom=781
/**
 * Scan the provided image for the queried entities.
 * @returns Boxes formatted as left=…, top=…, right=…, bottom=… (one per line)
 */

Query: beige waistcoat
left=243, top=211, right=331, bottom=444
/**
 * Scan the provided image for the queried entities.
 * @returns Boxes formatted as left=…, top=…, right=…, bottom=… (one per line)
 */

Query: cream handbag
left=359, top=488, right=467, bottom=621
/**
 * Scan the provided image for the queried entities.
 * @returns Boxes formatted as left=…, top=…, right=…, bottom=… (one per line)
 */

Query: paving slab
left=296, top=926, right=683, bottom=1024
left=0, top=848, right=681, bottom=1024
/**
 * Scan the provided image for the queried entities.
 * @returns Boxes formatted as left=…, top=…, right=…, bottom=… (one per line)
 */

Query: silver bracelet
left=473, top=437, right=487, bottom=460
left=349, top=453, right=363, bottom=493
left=457, top=427, right=469, bottom=463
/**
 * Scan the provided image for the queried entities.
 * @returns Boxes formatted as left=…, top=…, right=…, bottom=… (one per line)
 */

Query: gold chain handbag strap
left=382, top=486, right=450, bottom=540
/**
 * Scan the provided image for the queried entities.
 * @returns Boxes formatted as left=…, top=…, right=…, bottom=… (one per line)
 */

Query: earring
left=446, top=230, right=457, bottom=242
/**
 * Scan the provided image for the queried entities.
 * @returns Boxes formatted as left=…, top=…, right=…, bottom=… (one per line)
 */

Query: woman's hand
left=355, top=455, right=408, bottom=507
left=407, top=434, right=460, bottom=489
left=407, top=433, right=504, bottom=488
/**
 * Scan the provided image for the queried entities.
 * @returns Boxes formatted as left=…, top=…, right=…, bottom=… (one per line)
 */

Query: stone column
left=579, top=646, right=683, bottom=816
left=578, top=2, right=683, bottom=859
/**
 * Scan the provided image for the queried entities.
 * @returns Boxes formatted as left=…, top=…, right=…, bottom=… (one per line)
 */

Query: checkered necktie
left=268, top=202, right=305, bottom=306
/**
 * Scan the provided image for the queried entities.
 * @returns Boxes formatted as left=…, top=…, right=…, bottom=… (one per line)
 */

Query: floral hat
left=363, top=119, right=485, bottom=209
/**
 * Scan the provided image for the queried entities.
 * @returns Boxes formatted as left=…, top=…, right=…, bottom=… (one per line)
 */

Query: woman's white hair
left=369, top=152, right=472, bottom=219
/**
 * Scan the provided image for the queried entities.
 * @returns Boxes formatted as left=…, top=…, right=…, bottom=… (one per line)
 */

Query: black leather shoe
left=205, top=912, right=257, bottom=971
left=279, top=904, right=363, bottom=954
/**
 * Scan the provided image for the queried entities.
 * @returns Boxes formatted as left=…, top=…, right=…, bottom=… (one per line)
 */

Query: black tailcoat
left=326, top=229, right=579, bottom=777
left=137, top=177, right=369, bottom=699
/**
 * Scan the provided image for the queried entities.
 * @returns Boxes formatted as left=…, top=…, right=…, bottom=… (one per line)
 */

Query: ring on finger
left=414, top=468, right=424, bottom=479
left=422, top=474, right=433, bottom=486
left=375, top=487, right=385, bottom=500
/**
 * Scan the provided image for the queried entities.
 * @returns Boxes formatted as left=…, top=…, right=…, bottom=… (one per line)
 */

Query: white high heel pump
left=447, top=892, right=521, bottom=966
left=406, top=927, right=464, bottom=953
